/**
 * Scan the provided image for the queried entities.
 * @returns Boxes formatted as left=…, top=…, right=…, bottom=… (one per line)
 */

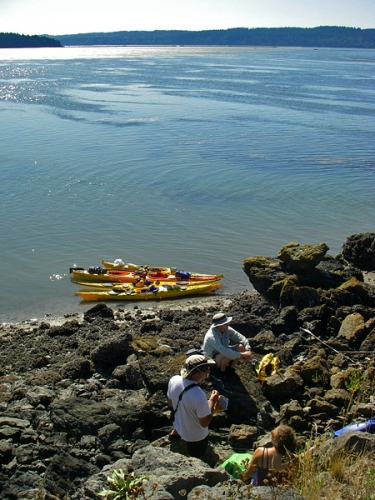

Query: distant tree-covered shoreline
left=1, top=27, right=374, bottom=49
left=0, top=33, right=62, bottom=48
left=55, top=26, right=375, bottom=48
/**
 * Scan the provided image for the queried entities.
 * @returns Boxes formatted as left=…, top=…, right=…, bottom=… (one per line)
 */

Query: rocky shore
left=1, top=233, right=375, bottom=499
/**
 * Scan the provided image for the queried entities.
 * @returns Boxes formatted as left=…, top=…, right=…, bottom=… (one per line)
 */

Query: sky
left=0, top=0, right=374, bottom=36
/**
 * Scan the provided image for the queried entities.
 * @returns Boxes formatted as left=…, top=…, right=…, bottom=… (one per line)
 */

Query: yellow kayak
left=73, top=278, right=222, bottom=289
left=76, top=282, right=223, bottom=301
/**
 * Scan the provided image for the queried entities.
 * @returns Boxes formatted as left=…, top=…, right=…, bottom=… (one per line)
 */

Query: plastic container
left=214, top=395, right=229, bottom=411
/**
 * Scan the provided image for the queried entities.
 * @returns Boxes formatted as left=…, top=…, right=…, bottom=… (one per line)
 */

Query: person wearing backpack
left=167, top=354, right=219, bottom=459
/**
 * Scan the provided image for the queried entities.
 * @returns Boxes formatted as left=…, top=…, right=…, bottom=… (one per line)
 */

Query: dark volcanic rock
left=59, top=357, right=92, bottom=379
left=1, top=236, right=375, bottom=498
left=47, top=319, right=81, bottom=337
left=84, top=303, right=115, bottom=321
left=50, top=394, right=144, bottom=439
left=243, top=241, right=375, bottom=320
left=91, top=334, right=134, bottom=368
left=342, top=233, right=375, bottom=270
left=277, top=242, right=329, bottom=272
left=44, top=452, right=99, bottom=497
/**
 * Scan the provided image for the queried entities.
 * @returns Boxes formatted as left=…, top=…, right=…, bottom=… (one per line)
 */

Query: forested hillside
left=55, top=26, right=374, bottom=48
left=1, top=27, right=373, bottom=49
left=0, top=33, right=62, bottom=48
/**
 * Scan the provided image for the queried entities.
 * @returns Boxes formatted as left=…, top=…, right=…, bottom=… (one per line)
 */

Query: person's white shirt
left=167, top=375, right=211, bottom=442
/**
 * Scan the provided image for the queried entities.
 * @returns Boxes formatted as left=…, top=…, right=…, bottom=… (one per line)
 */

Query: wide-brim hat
left=212, top=312, right=233, bottom=327
left=181, top=354, right=215, bottom=378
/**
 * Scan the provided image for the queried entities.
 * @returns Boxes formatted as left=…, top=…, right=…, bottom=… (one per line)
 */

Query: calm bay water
left=0, top=46, right=374, bottom=323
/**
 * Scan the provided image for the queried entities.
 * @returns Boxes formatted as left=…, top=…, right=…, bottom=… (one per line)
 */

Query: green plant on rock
left=343, top=363, right=375, bottom=422
left=97, top=469, right=149, bottom=500
left=233, top=457, right=252, bottom=480
left=32, top=481, right=46, bottom=500
left=345, top=363, right=375, bottom=400
left=345, top=368, right=363, bottom=394
left=311, top=371, right=329, bottom=387
left=295, top=430, right=375, bottom=500
left=32, top=481, right=70, bottom=500
left=202, top=480, right=258, bottom=500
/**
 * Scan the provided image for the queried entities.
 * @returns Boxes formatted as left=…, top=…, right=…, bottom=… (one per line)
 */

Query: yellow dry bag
left=255, top=353, right=280, bottom=381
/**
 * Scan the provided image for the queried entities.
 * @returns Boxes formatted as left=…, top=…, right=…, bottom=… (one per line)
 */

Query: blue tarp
left=333, top=418, right=375, bottom=438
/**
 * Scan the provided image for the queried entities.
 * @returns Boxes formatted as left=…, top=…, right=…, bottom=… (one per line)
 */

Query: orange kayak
left=70, top=266, right=224, bottom=284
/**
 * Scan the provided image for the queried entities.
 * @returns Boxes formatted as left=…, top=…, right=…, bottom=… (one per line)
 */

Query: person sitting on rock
left=167, top=354, right=219, bottom=459
left=244, top=425, right=299, bottom=486
left=202, top=312, right=252, bottom=377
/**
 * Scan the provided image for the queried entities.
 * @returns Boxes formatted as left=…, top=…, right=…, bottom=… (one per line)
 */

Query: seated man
left=202, top=312, right=252, bottom=376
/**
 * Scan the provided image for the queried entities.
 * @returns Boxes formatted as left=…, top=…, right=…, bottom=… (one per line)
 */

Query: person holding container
left=167, top=354, right=220, bottom=459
